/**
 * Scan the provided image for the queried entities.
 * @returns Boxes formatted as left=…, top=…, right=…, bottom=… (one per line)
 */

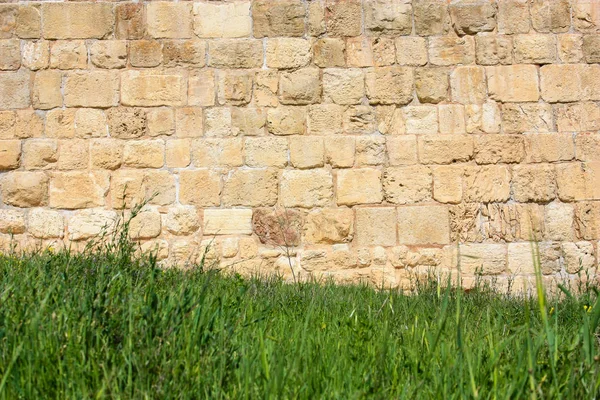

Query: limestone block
left=75, top=109, right=106, bottom=139
left=0, top=140, right=20, bottom=170
left=68, top=209, right=118, bottom=241
left=324, top=136, right=355, bottom=168
left=323, top=69, right=364, bottom=105
left=42, top=3, right=114, bottom=39
left=0, top=39, right=20, bottom=70
left=449, top=0, right=497, bottom=36
left=433, top=165, right=464, bottom=204
left=450, top=66, right=486, bottom=104
left=304, top=209, right=354, bottom=244
left=562, top=241, right=596, bottom=274
left=217, top=71, right=253, bottom=106
left=383, top=166, right=432, bottom=204
left=0, top=71, right=31, bottom=109
left=497, top=0, right=530, bottom=34
left=337, top=168, right=383, bottom=206
left=176, top=108, right=204, bottom=138
left=403, top=105, right=438, bottom=134
left=129, top=210, right=162, bottom=240
left=464, top=166, right=511, bottom=203
left=16, top=5, right=41, bottom=39
left=204, top=108, right=232, bottom=137
left=64, top=71, right=119, bottom=108
left=513, top=34, right=557, bottom=64
left=22, top=40, right=49, bottom=71
left=188, top=70, right=215, bottom=107
left=121, top=71, right=185, bottom=107
left=49, top=171, right=109, bottom=209
left=575, top=202, right=600, bottom=240
left=545, top=202, right=575, bottom=241
left=364, top=0, right=412, bottom=36
left=252, top=0, right=305, bottom=37
left=355, top=136, right=385, bottom=166
left=193, top=1, right=251, bottom=38
left=397, top=205, right=450, bottom=245
left=346, top=37, right=376, bottom=67
left=208, top=40, right=263, bottom=68
left=268, top=106, right=306, bottom=136
left=0, top=209, right=25, bottom=234
left=179, top=170, right=221, bottom=207
left=460, top=243, right=507, bottom=275
left=222, top=168, right=278, bottom=207
left=245, top=137, right=288, bottom=168
left=583, top=35, right=600, bottom=63
left=324, top=0, right=362, bottom=37
left=558, top=34, right=584, bottom=63
left=501, top=103, right=553, bottom=134
left=1, top=171, right=47, bottom=207
left=252, top=208, right=304, bottom=247
left=541, top=64, right=600, bottom=103
left=162, top=40, right=206, bottom=67
left=474, top=135, right=525, bottom=164
left=204, top=209, right=253, bottom=235
left=524, top=133, right=574, bottom=163
left=165, top=139, right=190, bottom=168
left=313, top=38, right=345, bottom=67
left=414, top=0, right=451, bottom=35
left=49, top=41, right=87, bottom=70
left=107, top=108, right=146, bottom=139
left=115, top=3, right=144, bottom=40
left=308, top=1, right=326, bottom=36
left=281, top=169, right=333, bottom=208
left=146, top=2, right=192, bottom=39
left=475, top=35, right=513, bottom=65
left=415, top=68, right=449, bottom=104
left=395, top=37, right=427, bottom=66
left=147, top=108, right=175, bottom=137
left=123, top=140, right=164, bottom=169
left=307, top=104, right=342, bottom=135
left=419, top=135, right=473, bottom=164
left=465, top=101, right=501, bottom=133
left=531, top=0, right=571, bottom=33
left=165, top=206, right=200, bottom=236
left=290, top=137, right=324, bottom=169
left=22, top=139, right=57, bottom=170
left=486, top=65, right=539, bottom=102
left=365, top=67, right=414, bottom=105
left=32, top=70, right=62, bottom=110
left=576, top=133, right=600, bottom=162
left=280, top=68, right=321, bottom=105
left=556, top=162, right=600, bottom=202
left=90, top=41, right=127, bottom=69
left=266, top=38, right=311, bottom=69
left=387, top=136, right=417, bottom=166
left=91, top=139, right=122, bottom=170
left=129, top=40, right=163, bottom=68
left=428, top=36, right=475, bottom=66
left=355, top=207, right=397, bottom=246
left=512, top=164, right=556, bottom=203
left=57, top=139, right=88, bottom=170
left=573, top=0, right=600, bottom=33
left=232, top=108, right=267, bottom=136
left=46, top=109, right=76, bottom=139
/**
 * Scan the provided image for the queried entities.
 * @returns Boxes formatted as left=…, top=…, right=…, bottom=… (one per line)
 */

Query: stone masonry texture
left=1, top=0, right=600, bottom=290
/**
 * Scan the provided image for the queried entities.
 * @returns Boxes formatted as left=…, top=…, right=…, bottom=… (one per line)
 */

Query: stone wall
left=1, top=0, right=600, bottom=288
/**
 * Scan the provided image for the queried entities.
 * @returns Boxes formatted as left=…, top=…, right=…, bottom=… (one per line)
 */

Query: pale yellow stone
left=27, top=208, right=63, bottom=239
left=364, top=0, right=412, bottom=36
left=395, top=37, right=427, bottom=66
left=268, top=106, right=306, bottom=136
left=397, top=206, right=450, bottom=245
left=512, top=164, right=556, bottom=203
left=531, top=0, right=571, bottom=33
left=558, top=34, right=584, bottom=63
left=266, top=38, right=311, bottom=69
left=383, top=166, right=432, bottom=204
left=68, top=209, right=118, bottom=241
left=176, top=108, right=204, bottom=138
left=232, top=108, right=267, bottom=136
left=179, top=170, right=221, bottom=207
left=498, top=0, right=530, bottom=34
left=204, top=209, right=252, bottom=235
left=474, top=135, right=525, bottom=164
left=1, top=171, right=48, bottom=207
left=562, top=242, right=596, bottom=274
left=355, top=136, right=385, bottom=166
left=16, top=5, right=41, bottom=39
left=89, top=41, right=128, bottom=69
left=129, top=40, right=163, bottom=68
left=279, top=68, right=321, bottom=105
left=123, top=140, right=164, bottom=169
left=514, top=34, right=557, bottom=64
left=57, top=139, right=88, bottom=170
left=193, top=2, right=251, bottom=38
left=323, top=69, right=364, bottom=105
left=121, top=71, right=186, bottom=107
left=475, top=35, right=513, bottom=65
left=449, top=0, right=497, bottom=36
left=32, top=70, right=62, bottom=110
left=64, top=71, right=119, bottom=108
left=486, top=65, right=540, bottom=102
left=460, top=244, right=507, bottom=275
left=313, top=38, right=345, bottom=67
left=217, top=70, right=253, bottom=106
left=280, top=169, right=333, bottom=208
left=91, top=139, right=122, bottom=170
left=193, top=138, right=243, bottom=168
left=49, top=171, right=109, bottom=209
left=50, top=40, right=87, bottom=69
left=204, top=108, right=233, bottom=137
left=419, top=135, right=473, bottom=165
left=165, top=206, right=200, bottom=236
left=307, top=104, right=342, bottom=135
left=450, top=66, right=486, bottom=104
left=75, top=109, right=106, bottom=138
left=0, top=71, right=31, bottom=109
left=22, top=139, right=57, bottom=170
left=465, top=102, right=501, bottom=134
left=304, top=209, right=354, bottom=244
left=387, top=136, right=417, bottom=166
left=222, top=168, right=278, bottom=207
left=575, top=133, right=600, bottom=162
left=464, top=166, right=511, bottom=203
left=355, top=207, right=397, bottom=247
left=166, top=139, right=191, bottom=168
left=290, top=137, right=324, bottom=169
left=129, top=210, right=162, bottom=240
left=0, top=140, right=20, bottom=170
left=42, top=3, right=114, bottom=39
left=501, top=103, right=553, bottom=134
left=433, top=166, right=464, bottom=204
left=415, top=68, right=449, bottom=104
left=365, top=67, right=414, bottom=105
left=245, top=137, right=288, bottom=168
left=403, top=106, right=438, bottom=134
left=147, top=108, right=175, bottom=137
left=525, top=133, right=575, bottom=163
left=438, top=104, right=466, bottom=134
left=556, top=102, right=600, bottom=132
left=428, top=36, right=475, bottom=66
left=544, top=202, right=575, bottom=241
left=324, top=136, right=355, bottom=168
left=146, top=2, right=193, bottom=39
left=208, top=39, right=263, bottom=69
left=337, top=168, right=383, bottom=206
left=0, top=39, right=20, bottom=70
left=0, top=209, right=25, bottom=234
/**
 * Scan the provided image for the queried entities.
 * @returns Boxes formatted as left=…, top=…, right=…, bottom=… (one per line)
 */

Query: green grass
left=1, top=219, right=600, bottom=398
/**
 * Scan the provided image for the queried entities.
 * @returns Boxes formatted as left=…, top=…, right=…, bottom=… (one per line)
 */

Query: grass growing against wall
left=1, top=217, right=600, bottom=398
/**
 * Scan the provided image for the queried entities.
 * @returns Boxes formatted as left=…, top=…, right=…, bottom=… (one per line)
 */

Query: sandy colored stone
left=450, top=66, right=486, bottom=104
left=365, top=67, right=413, bottom=105
left=90, top=41, right=128, bottom=69
left=583, top=35, right=600, bottom=63
left=428, top=36, right=475, bottom=66
left=91, top=139, right=122, bottom=170
left=397, top=205, right=450, bottom=245
left=280, top=68, right=321, bottom=105
left=16, top=5, right=41, bottom=39
left=558, top=34, right=584, bottom=63
left=514, top=34, right=557, bottom=64
left=49, top=171, right=109, bottom=209
left=525, top=133, right=574, bottom=163
left=346, top=37, right=376, bottom=67
left=325, top=136, right=355, bottom=168
left=556, top=162, right=600, bottom=202
left=460, top=243, right=507, bottom=275
left=512, top=164, right=556, bottom=203
left=129, top=40, right=162, bottom=68
left=419, top=135, right=473, bottom=165
left=165, top=206, right=200, bottom=236
left=383, top=166, right=432, bottom=204
left=204, top=108, right=232, bottom=137
left=188, top=70, right=215, bottom=107
left=433, top=166, right=464, bottom=204
left=498, top=0, right=530, bottom=34
left=395, top=37, right=427, bottom=66
left=545, top=202, right=575, bottom=241
left=193, top=1, right=251, bottom=38
left=45, top=109, right=75, bottom=139
left=475, top=35, right=513, bottom=65
left=162, top=40, right=206, bottom=68
left=176, top=108, right=203, bottom=138
left=474, top=135, right=525, bottom=164
left=290, top=137, right=324, bottom=169
left=42, top=3, right=114, bottom=39
left=179, top=170, right=221, bottom=207
left=343, top=106, right=376, bottom=135
left=107, top=108, right=146, bottom=139
left=2, top=171, right=47, bottom=207
left=307, top=104, right=342, bottom=135
left=121, top=71, right=185, bottom=107
left=501, top=103, right=553, bottom=134
left=0, top=71, right=30, bottom=109
left=387, top=136, right=417, bottom=166
left=281, top=169, right=333, bottom=208
left=217, top=71, right=253, bottom=106
left=22, top=40, right=49, bottom=71
left=50, top=40, right=87, bottom=70
left=266, top=107, right=305, bottom=136
left=337, top=168, right=383, bottom=206
left=115, top=3, right=144, bottom=40
left=304, top=209, right=354, bottom=244
left=146, top=2, right=192, bottom=39
left=355, top=207, right=396, bottom=247
left=486, top=65, right=539, bottom=102
left=449, top=0, right=497, bottom=36
left=364, top=0, right=412, bottom=36
left=541, top=64, right=600, bottom=103
left=64, top=71, right=119, bottom=108
left=22, top=139, right=57, bottom=170
left=0, top=39, right=20, bottom=70
left=68, top=209, right=118, bottom=241
left=123, top=140, right=164, bottom=169
left=324, top=0, right=362, bottom=37
left=323, top=69, right=364, bottom=105
left=0, top=209, right=25, bottom=234
left=266, top=38, right=311, bottom=69
left=32, top=70, right=62, bottom=110
left=58, top=139, right=88, bottom=170
left=204, top=209, right=252, bottom=236
left=129, top=210, right=162, bottom=240
left=531, top=0, right=571, bottom=33
left=208, top=40, right=263, bottom=69
left=231, top=108, right=266, bottom=136
left=575, top=133, right=600, bottom=162
left=222, top=168, right=278, bottom=207
left=355, top=136, right=385, bottom=166
left=165, top=139, right=190, bottom=168
left=414, top=0, right=451, bottom=35
left=244, top=137, right=287, bottom=168
left=562, top=241, right=595, bottom=274
left=252, top=0, right=305, bottom=37
left=415, top=68, right=449, bottom=104
left=313, top=38, right=345, bottom=67
left=147, top=108, right=175, bottom=137
left=252, top=208, right=304, bottom=247
left=402, top=106, right=438, bottom=134
left=0, top=139, right=20, bottom=170
left=464, top=166, right=511, bottom=203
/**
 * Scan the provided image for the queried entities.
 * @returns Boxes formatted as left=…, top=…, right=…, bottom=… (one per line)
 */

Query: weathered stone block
left=464, top=166, right=511, bottom=203
left=121, top=71, right=185, bottom=107
left=129, top=210, right=161, bottom=240
left=91, top=139, right=122, bottom=170
left=497, top=0, right=530, bottom=34
left=123, top=140, right=164, bottom=169
left=308, top=104, right=342, bottom=135
left=531, top=0, right=571, bottom=33
left=208, top=40, right=263, bottom=68
left=414, top=0, right=451, bottom=35
left=68, top=209, right=118, bottom=241
left=64, top=71, right=119, bottom=108
left=162, top=40, right=206, bottom=68
left=2, top=171, right=47, bottom=207
left=0, top=209, right=25, bottom=234
left=365, top=67, right=413, bottom=105
left=387, top=136, right=417, bottom=166
left=222, top=168, right=278, bottom=207
left=337, top=168, right=383, bottom=206
left=433, top=165, right=464, bottom=204
left=50, top=41, right=88, bottom=70
left=0, top=140, right=20, bottom=170
left=397, top=205, right=450, bottom=245
left=129, top=40, right=162, bottom=68
left=281, top=169, right=333, bottom=208
left=325, top=136, right=355, bottom=168
left=268, top=106, right=306, bottom=136
left=42, top=3, right=114, bottom=39
left=395, top=37, right=427, bottom=66
left=57, top=139, right=88, bottom=170
left=193, top=1, right=251, bottom=38
left=449, top=0, right=497, bottom=36
left=474, top=135, right=525, bottom=164
left=0, top=71, right=30, bottom=109
left=49, top=171, right=109, bottom=209
left=146, top=2, right=192, bottom=39
left=90, top=41, right=127, bottom=69
left=304, top=208, right=354, bottom=244
left=324, top=0, right=362, bottom=37
left=428, top=36, right=475, bottom=66
left=0, top=39, right=20, bottom=70
left=323, top=69, right=364, bottom=105
left=355, top=207, right=397, bottom=246
left=179, top=170, right=221, bottom=207
left=290, top=137, right=324, bottom=169
left=512, top=164, right=556, bottom=203
left=108, top=108, right=146, bottom=139
left=501, top=103, right=553, bottom=133
left=514, top=34, right=557, bottom=64
left=165, top=206, right=200, bottom=236
left=165, top=139, right=190, bottom=168
left=115, top=3, right=145, bottom=40
left=32, top=70, right=62, bottom=110
left=460, top=243, right=507, bottom=275
left=415, top=68, right=449, bottom=104
left=450, top=66, right=486, bottom=104
left=266, top=38, right=311, bottom=69
left=545, top=202, right=575, bottom=241
left=313, top=38, right=345, bottom=67
left=252, top=0, right=305, bottom=37
left=22, top=139, right=57, bottom=170
left=383, top=166, right=432, bottom=204
left=280, top=68, right=321, bottom=105
left=419, top=135, right=473, bottom=164
left=245, top=137, right=288, bottom=167
left=486, top=65, right=539, bottom=102
left=364, top=0, right=412, bottom=36
left=217, top=71, right=253, bottom=106
left=204, top=209, right=253, bottom=236
left=475, top=35, right=513, bottom=65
